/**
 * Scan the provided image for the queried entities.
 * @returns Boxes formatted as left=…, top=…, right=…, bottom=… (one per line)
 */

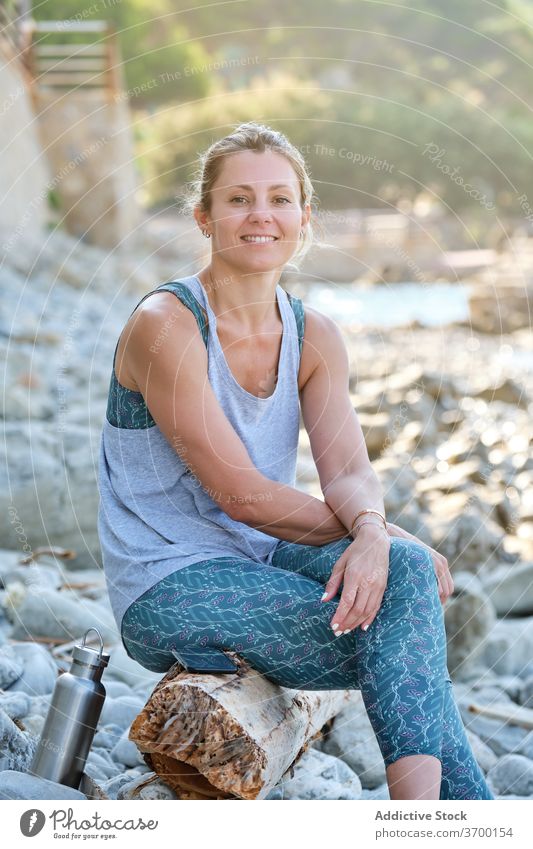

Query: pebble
left=320, top=695, right=387, bottom=789
left=487, top=754, right=533, bottom=796
left=0, top=708, right=37, bottom=772
left=0, top=645, right=24, bottom=690
left=117, top=772, right=179, bottom=800
left=0, top=691, right=31, bottom=721
left=458, top=708, right=530, bottom=758
left=3, top=585, right=118, bottom=645
left=266, top=749, right=362, bottom=800
left=0, top=769, right=86, bottom=800
left=7, top=641, right=58, bottom=696
left=111, top=729, right=146, bottom=768
left=99, top=695, right=144, bottom=731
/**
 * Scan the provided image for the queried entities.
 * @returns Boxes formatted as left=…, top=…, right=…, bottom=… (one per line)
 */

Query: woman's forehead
left=214, top=150, right=299, bottom=188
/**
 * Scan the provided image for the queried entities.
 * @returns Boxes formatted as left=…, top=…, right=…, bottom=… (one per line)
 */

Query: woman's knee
left=386, top=538, right=437, bottom=598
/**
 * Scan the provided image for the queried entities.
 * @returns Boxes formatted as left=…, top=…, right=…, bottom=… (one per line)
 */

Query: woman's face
left=198, top=149, right=310, bottom=272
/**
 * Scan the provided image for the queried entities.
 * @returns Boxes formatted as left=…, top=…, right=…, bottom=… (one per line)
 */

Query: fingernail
left=321, top=592, right=328, bottom=601
left=342, top=630, right=351, bottom=635
left=331, top=623, right=339, bottom=630
left=362, top=624, right=369, bottom=631
left=334, top=631, right=343, bottom=637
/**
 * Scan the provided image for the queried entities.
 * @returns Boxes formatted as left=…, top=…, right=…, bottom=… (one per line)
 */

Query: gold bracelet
left=353, top=520, right=389, bottom=538
left=350, top=508, right=386, bottom=535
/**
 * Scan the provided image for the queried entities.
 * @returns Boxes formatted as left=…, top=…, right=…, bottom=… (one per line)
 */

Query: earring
left=202, top=230, right=211, bottom=238
left=300, top=229, right=304, bottom=239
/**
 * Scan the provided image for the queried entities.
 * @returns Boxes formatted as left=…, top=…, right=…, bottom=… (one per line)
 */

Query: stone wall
left=0, top=38, right=51, bottom=258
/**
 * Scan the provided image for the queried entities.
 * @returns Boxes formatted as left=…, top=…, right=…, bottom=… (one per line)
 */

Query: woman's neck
left=197, top=265, right=282, bottom=332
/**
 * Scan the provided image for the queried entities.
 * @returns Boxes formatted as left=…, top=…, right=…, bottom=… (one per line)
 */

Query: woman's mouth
left=240, top=235, right=279, bottom=244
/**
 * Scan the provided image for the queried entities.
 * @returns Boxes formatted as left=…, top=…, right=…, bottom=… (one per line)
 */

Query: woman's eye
left=229, top=196, right=292, bottom=204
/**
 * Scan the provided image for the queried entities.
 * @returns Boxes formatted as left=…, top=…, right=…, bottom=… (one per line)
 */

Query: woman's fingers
left=341, top=587, right=375, bottom=632
left=321, top=550, right=347, bottom=602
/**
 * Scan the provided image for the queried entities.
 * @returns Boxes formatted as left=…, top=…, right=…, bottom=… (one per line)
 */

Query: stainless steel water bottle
left=29, top=627, right=110, bottom=789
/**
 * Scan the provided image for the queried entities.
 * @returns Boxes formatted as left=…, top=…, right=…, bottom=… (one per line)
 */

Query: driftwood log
left=129, top=650, right=356, bottom=800
left=468, top=700, right=533, bottom=731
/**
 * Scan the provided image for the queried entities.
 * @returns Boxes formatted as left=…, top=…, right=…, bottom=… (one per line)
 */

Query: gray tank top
left=97, top=274, right=305, bottom=636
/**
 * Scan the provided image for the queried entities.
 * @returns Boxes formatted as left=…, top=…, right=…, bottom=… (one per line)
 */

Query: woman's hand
left=321, top=525, right=391, bottom=633
left=385, top=521, right=454, bottom=604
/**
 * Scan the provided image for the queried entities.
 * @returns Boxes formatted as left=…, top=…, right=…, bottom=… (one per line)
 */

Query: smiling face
left=195, top=149, right=311, bottom=273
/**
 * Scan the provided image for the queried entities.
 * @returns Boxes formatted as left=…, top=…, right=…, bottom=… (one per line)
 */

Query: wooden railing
left=22, top=19, right=123, bottom=100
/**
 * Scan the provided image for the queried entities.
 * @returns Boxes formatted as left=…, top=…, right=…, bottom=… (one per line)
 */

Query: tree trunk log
left=129, top=651, right=357, bottom=800
left=468, top=700, right=533, bottom=730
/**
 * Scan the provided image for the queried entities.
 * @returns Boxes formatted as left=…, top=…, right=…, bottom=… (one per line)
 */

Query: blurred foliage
left=33, top=0, right=533, bottom=216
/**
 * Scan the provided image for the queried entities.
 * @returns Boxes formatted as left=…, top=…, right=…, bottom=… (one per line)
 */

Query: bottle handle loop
left=81, top=627, right=104, bottom=660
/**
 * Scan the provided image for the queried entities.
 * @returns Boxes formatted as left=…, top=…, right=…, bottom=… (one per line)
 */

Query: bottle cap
left=72, top=628, right=110, bottom=668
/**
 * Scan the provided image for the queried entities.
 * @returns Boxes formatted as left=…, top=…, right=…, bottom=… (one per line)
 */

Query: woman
left=97, top=121, right=494, bottom=801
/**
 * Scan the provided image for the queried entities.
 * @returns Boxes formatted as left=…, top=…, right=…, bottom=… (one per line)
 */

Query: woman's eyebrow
left=226, top=183, right=295, bottom=191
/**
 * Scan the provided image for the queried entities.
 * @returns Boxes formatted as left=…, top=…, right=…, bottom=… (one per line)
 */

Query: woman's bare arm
left=124, top=293, right=350, bottom=546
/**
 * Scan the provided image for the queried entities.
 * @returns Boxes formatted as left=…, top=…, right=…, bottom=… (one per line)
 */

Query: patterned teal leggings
left=121, top=536, right=494, bottom=800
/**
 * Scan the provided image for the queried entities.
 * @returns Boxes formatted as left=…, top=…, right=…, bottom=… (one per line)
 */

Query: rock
left=103, top=680, right=134, bottom=699
left=99, top=695, right=144, bottom=731
left=357, top=412, right=392, bottom=458
left=85, top=749, right=121, bottom=780
left=0, top=691, right=31, bottom=721
left=266, top=748, right=362, bottom=800
left=475, top=377, right=528, bottom=407
left=0, top=555, right=62, bottom=593
left=92, top=726, right=123, bottom=751
left=97, top=769, right=143, bottom=799
left=20, top=714, right=46, bottom=738
left=117, top=771, right=179, bottom=800
left=481, top=561, right=533, bottom=616
left=361, top=783, right=390, bottom=799
left=428, top=511, right=504, bottom=572
left=518, top=676, right=533, bottom=709
left=111, top=729, right=145, bottom=767
left=0, top=644, right=24, bottom=689
left=0, top=421, right=102, bottom=569
left=478, top=616, right=533, bottom=676
left=27, top=694, right=52, bottom=719
left=0, top=769, right=87, bottom=800
left=444, top=572, right=497, bottom=680
left=320, top=695, right=386, bottom=789
left=468, top=281, right=533, bottom=335
left=458, top=708, right=529, bottom=757
left=104, top=642, right=161, bottom=692
left=487, top=754, right=533, bottom=796
left=3, top=584, right=117, bottom=644
left=6, top=641, right=58, bottom=696
left=465, top=729, right=498, bottom=774
left=518, top=731, right=533, bottom=761
left=78, top=772, right=110, bottom=800
left=0, top=707, right=37, bottom=771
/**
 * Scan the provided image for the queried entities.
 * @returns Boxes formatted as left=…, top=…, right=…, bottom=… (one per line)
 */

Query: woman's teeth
left=241, top=236, right=277, bottom=243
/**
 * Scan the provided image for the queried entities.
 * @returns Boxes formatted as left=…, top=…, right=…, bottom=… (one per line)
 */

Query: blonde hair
left=179, top=121, right=318, bottom=269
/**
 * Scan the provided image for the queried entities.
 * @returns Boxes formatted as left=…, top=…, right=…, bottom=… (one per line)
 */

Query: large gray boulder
left=0, top=769, right=87, bottom=800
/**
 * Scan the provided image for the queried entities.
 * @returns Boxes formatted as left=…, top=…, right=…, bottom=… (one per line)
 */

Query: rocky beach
left=1, top=221, right=533, bottom=800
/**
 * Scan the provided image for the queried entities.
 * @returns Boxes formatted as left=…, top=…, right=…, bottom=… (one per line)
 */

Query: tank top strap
left=284, top=290, right=305, bottom=358
left=106, top=280, right=209, bottom=429
left=155, top=280, right=209, bottom=349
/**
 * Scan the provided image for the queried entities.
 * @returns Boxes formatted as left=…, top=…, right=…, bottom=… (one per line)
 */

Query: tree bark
left=129, top=651, right=357, bottom=800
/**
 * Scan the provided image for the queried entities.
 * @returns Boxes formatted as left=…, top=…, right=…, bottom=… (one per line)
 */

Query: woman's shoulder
left=114, top=284, right=208, bottom=392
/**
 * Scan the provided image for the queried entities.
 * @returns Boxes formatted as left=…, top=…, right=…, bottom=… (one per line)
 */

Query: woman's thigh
left=121, top=552, right=362, bottom=689
left=121, top=537, right=441, bottom=692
